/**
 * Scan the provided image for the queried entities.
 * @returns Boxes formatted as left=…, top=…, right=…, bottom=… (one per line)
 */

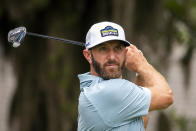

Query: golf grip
left=26, top=32, right=85, bottom=46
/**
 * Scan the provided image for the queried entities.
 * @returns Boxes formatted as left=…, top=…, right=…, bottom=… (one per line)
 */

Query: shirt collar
left=78, top=72, right=103, bottom=91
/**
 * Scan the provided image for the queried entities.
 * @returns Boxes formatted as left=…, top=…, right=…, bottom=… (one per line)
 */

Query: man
left=77, top=21, right=173, bottom=131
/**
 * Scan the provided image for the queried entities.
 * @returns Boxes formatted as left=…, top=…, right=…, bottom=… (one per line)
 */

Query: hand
left=126, top=45, right=149, bottom=73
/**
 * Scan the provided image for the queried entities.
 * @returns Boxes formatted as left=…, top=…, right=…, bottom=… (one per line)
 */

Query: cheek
left=98, top=58, right=105, bottom=66
left=95, top=55, right=106, bottom=66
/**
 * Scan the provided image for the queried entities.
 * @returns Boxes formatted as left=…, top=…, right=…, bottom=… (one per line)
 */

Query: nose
left=107, top=50, right=116, bottom=60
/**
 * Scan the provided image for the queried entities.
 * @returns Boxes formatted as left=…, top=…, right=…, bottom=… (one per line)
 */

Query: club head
left=8, top=27, right=26, bottom=48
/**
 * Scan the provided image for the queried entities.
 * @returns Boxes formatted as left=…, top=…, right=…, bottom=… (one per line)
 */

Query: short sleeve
left=84, top=79, right=151, bottom=127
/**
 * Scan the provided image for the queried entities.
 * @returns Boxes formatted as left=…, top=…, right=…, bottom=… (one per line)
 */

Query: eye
left=115, top=45, right=124, bottom=51
left=98, top=46, right=107, bottom=51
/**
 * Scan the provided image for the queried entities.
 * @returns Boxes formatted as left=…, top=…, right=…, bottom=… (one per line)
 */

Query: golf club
left=8, top=27, right=85, bottom=48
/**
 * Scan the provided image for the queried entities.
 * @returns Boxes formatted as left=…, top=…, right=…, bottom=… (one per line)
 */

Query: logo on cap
left=100, top=26, right=118, bottom=37
left=85, top=42, right=90, bottom=48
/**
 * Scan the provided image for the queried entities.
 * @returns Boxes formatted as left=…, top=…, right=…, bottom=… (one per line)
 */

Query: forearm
left=133, top=62, right=173, bottom=111
left=135, top=63, right=170, bottom=91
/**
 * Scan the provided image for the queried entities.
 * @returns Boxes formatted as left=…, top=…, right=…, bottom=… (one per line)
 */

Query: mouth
left=104, top=60, right=120, bottom=70
left=105, top=64, right=119, bottom=68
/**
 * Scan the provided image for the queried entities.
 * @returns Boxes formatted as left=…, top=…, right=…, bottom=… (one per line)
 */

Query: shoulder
left=91, top=79, right=141, bottom=102
left=99, top=79, right=139, bottom=93
left=100, top=79, right=134, bottom=87
left=97, top=79, right=151, bottom=103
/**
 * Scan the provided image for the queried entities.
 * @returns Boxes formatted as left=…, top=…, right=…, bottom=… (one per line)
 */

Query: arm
left=126, top=45, right=173, bottom=129
left=126, top=45, right=174, bottom=111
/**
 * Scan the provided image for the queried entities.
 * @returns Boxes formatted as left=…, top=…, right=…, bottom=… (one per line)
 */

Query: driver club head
left=8, top=27, right=26, bottom=48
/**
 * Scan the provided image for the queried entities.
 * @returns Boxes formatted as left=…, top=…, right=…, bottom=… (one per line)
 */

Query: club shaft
left=26, top=32, right=84, bottom=46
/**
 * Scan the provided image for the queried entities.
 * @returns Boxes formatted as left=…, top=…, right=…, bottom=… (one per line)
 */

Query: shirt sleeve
left=84, top=79, right=151, bottom=127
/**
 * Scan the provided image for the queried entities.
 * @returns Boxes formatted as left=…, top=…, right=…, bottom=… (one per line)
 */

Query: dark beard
left=91, top=53, right=126, bottom=80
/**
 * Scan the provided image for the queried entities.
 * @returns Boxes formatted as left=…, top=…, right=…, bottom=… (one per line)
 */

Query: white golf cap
left=85, top=21, right=130, bottom=49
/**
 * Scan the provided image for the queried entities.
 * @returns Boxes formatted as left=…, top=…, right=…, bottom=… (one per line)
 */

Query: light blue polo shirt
left=77, top=72, right=151, bottom=131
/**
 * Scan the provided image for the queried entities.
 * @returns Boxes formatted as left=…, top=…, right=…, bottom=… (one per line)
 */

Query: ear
left=125, top=47, right=128, bottom=53
left=83, top=49, right=92, bottom=64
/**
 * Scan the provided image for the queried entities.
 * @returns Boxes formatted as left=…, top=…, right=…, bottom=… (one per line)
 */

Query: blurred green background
left=0, top=0, right=196, bottom=131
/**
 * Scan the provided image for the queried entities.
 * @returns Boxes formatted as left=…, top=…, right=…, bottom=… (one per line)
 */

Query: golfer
left=77, top=21, right=173, bottom=131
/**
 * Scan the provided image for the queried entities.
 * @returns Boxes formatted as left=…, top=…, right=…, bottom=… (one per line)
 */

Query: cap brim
left=87, top=39, right=131, bottom=49
left=119, top=40, right=131, bottom=47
